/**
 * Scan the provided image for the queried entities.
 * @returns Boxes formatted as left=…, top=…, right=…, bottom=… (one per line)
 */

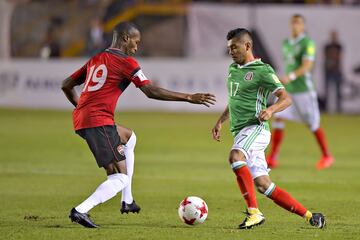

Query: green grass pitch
left=0, top=108, right=359, bottom=240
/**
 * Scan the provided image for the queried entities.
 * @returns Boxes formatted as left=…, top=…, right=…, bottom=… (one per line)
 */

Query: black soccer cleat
left=120, top=201, right=141, bottom=214
left=69, top=208, right=99, bottom=228
left=309, top=213, right=326, bottom=229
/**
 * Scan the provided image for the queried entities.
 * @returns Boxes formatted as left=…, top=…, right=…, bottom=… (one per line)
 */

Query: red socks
left=233, top=166, right=258, bottom=209
left=313, top=128, right=330, bottom=157
left=270, top=128, right=330, bottom=159
left=268, top=128, right=284, bottom=159
left=269, top=186, right=307, bottom=217
left=233, top=164, right=308, bottom=218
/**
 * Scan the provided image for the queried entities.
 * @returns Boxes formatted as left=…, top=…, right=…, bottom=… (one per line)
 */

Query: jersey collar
left=237, top=58, right=261, bottom=69
left=108, top=47, right=127, bottom=54
left=289, top=33, right=306, bottom=45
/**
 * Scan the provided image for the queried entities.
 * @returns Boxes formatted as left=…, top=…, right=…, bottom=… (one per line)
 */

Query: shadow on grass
left=43, top=224, right=84, bottom=229
left=99, top=222, right=237, bottom=230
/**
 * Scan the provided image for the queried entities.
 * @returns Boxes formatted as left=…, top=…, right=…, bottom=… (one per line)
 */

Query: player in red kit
left=61, top=22, right=216, bottom=228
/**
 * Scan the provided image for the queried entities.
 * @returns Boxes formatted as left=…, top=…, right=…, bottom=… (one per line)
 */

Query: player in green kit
left=212, top=28, right=325, bottom=229
left=267, top=14, right=334, bottom=169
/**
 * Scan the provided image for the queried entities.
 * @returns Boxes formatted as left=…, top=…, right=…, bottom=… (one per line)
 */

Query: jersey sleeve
left=69, top=62, right=87, bottom=82
left=261, top=65, right=284, bottom=94
left=303, top=39, right=316, bottom=61
left=125, top=57, right=151, bottom=88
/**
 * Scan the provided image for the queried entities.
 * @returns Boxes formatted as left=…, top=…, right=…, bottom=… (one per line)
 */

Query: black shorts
left=76, top=125, right=126, bottom=168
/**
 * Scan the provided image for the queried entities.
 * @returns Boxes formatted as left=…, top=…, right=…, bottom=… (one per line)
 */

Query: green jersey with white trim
left=227, top=59, right=284, bottom=136
left=282, top=34, right=316, bottom=93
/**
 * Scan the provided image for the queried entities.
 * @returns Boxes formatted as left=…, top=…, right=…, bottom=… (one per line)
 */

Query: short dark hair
left=226, top=28, right=253, bottom=41
left=292, top=14, right=305, bottom=22
left=114, top=22, right=138, bottom=37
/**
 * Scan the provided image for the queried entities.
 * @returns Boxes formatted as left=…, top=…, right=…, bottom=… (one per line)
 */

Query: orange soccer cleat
left=316, top=155, right=334, bottom=170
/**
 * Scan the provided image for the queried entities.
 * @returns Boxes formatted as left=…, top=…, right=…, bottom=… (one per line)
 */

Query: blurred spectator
left=324, top=30, right=343, bottom=113
left=354, top=65, right=360, bottom=74
left=39, top=28, right=61, bottom=59
left=86, top=17, right=106, bottom=56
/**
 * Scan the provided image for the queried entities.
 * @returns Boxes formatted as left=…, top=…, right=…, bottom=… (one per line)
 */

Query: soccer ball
left=178, top=196, right=208, bottom=225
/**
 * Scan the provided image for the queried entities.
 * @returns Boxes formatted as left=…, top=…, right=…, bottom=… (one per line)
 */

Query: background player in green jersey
left=211, top=28, right=325, bottom=229
left=267, top=14, right=334, bottom=170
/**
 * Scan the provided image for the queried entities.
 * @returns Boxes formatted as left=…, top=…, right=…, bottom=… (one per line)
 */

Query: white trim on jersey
left=272, top=86, right=284, bottom=95
left=255, top=87, right=265, bottom=118
left=237, top=59, right=261, bottom=69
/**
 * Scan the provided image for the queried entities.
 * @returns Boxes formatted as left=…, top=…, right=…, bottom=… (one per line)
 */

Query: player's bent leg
left=253, top=175, right=272, bottom=194
left=229, top=149, right=258, bottom=210
left=116, top=125, right=141, bottom=214
left=229, top=150, right=264, bottom=229
left=76, top=162, right=129, bottom=211
left=255, top=175, right=308, bottom=217
left=266, top=118, right=285, bottom=169
left=255, top=176, right=325, bottom=228
left=70, top=162, right=129, bottom=228
left=111, top=160, right=139, bottom=214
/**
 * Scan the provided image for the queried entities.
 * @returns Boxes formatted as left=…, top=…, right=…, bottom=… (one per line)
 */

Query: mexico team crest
left=244, top=72, right=254, bottom=81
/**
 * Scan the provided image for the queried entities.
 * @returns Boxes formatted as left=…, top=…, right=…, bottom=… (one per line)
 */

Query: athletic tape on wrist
left=288, top=72, right=296, bottom=81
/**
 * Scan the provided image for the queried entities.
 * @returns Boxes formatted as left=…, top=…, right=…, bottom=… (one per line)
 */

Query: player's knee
left=230, top=160, right=247, bottom=171
left=228, top=149, right=246, bottom=164
left=125, top=131, right=137, bottom=149
left=310, top=123, right=320, bottom=132
left=256, top=184, right=268, bottom=194
left=116, top=125, right=133, bottom=143
left=254, top=177, right=273, bottom=194
left=254, top=180, right=268, bottom=194
left=117, top=173, right=129, bottom=187
left=108, top=173, right=129, bottom=191
left=131, top=131, right=137, bottom=145
left=104, top=163, right=117, bottom=175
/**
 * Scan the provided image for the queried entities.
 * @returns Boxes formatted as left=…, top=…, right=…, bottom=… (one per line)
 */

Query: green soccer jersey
left=282, top=34, right=316, bottom=93
left=227, top=59, right=284, bottom=136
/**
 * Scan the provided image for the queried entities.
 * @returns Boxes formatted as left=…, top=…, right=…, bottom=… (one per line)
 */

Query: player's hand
left=280, top=76, right=290, bottom=85
left=212, top=122, right=222, bottom=142
left=258, top=108, right=274, bottom=121
left=188, top=93, right=216, bottom=107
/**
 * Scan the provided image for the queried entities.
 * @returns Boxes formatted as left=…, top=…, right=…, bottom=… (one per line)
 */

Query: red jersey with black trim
left=69, top=48, right=151, bottom=130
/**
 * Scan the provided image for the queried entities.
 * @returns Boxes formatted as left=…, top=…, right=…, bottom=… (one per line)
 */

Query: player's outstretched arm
left=61, top=77, right=84, bottom=107
left=140, top=83, right=216, bottom=107
left=212, top=105, right=229, bottom=142
left=258, top=89, right=292, bottom=121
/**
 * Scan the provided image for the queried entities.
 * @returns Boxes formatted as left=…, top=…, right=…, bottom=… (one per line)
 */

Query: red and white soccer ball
left=178, top=196, right=208, bottom=225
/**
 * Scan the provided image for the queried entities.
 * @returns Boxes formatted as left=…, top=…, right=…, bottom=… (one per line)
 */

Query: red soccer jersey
left=69, top=48, right=151, bottom=130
